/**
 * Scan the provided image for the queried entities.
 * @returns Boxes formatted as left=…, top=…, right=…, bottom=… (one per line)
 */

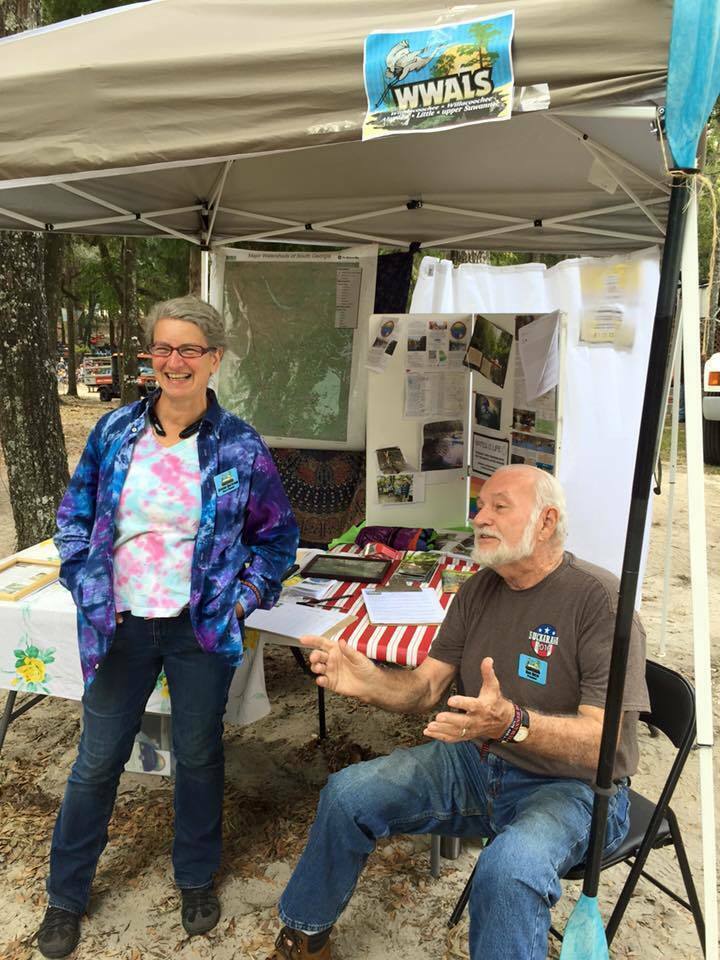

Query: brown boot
left=268, top=927, right=332, bottom=959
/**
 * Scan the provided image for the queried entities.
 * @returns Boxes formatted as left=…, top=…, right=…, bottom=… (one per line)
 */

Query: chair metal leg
left=667, top=809, right=706, bottom=954
left=447, top=861, right=477, bottom=927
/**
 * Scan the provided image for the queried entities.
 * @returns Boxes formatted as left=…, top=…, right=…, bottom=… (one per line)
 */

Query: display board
left=366, top=312, right=563, bottom=528
left=210, top=245, right=378, bottom=450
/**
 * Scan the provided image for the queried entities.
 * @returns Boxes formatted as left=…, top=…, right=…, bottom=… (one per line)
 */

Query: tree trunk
left=65, top=299, right=78, bottom=397
left=121, top=237, right=139, bottom=403
left=0, top=232, right=71, bottom=549
left=0, top=0, right=70, bottom=550
left=44, top=232, right=64, bottom=357
left=188, top=246, right=202, bottom=296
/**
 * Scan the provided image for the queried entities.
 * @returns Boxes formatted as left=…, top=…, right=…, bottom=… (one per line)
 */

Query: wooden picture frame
left=0, top=558, right=59, bottom=601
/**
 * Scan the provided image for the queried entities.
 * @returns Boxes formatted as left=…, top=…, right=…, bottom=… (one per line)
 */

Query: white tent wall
left=410, top=250, right=660, bottom=582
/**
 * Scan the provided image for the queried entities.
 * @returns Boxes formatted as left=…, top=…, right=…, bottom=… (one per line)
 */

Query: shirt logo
left=214, top=468, right=239, bottom=497
left=518, top=654, right=548, bottom=685
left=529, top=623, right=559, bottom=658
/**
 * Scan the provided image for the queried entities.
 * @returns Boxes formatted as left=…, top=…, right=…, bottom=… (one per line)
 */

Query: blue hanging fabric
left=665, top=0, right=720, bottom=171
left=559, top=893, right=608, bottom=960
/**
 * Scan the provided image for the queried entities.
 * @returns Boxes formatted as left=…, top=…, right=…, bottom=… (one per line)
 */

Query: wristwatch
left=510, top=707, right=531, bottom=743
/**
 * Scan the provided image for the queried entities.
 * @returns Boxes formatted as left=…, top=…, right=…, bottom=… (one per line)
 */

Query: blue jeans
left=47, top=611, right=235, bottom=915
left=279, top=740, right=630, bottom=960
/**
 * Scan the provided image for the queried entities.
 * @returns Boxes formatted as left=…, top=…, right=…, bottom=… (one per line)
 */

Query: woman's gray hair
left=143, top=295, right=226, bottom=349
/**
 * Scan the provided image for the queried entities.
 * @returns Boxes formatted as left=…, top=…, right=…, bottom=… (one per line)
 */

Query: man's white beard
left=471, top=509, right=540, bottom=568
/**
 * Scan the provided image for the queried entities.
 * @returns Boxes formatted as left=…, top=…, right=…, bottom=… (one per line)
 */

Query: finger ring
left=461, top=726, right=467, bottom=738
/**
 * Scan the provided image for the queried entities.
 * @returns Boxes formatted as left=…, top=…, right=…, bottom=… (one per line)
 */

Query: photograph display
left=376, top=473, right=425, bottom=505
left=463, top=315, right=513, bottom=388
left=421, top=419, right=465, bottom=471
left=474, top=392, right=502, bottom=430
left=0, top=559, right=59, bottom=601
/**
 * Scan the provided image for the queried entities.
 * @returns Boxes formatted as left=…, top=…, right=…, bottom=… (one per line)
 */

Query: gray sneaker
left=37, top=906, right=81, bottom=959
left=180, top=886, right=220, bottom=936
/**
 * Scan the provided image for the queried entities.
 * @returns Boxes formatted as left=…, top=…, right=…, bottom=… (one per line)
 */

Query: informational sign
left=362, top=12, right=515, bottom=141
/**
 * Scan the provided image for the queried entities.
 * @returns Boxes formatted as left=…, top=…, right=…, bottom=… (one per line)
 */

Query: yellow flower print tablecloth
left=0, top=580, right=270, bottom=726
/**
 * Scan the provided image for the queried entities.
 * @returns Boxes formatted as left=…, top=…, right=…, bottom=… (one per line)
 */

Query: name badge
left=214, top=468, right=239, bottom=496
left=518, top=653, right=548, bottom=685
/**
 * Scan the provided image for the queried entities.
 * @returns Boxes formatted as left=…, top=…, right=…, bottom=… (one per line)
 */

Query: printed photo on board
left=463, top=315, right=513, bottom=388
left=421, top=419, right=465, bottom=471
left=474, top=392, right=502, bottom=430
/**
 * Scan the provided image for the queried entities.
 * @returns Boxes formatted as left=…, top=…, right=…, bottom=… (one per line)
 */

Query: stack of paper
left=361, top=586, right=447, bottom=625
left=282, top=577, right=339, bottom=601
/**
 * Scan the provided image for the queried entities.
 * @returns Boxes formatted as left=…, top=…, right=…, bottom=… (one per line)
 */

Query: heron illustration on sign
left=373, top=39, right=446, bottom=109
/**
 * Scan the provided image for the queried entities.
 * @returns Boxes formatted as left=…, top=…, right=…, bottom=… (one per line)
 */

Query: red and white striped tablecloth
left=319, top=545, right=479, bottom=667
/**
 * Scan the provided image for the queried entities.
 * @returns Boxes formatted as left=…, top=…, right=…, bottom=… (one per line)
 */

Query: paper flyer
left=367, top=315, right=401, bottom=372
left=517, top=311, right=559, bottom=401
left=579, top=260, right=640, bottom=348
left=405, top=370, right=467, bottom=418
left=362, top=13, right=515, bottom=141
left=472, top=431, right=510, bottom=477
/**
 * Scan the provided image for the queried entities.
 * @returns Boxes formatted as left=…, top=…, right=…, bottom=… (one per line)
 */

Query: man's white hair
left=497, top=464, right=568, bottom=544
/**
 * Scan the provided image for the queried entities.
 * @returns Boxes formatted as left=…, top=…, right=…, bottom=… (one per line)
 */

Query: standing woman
left=37, top=296, right=299, bottom=958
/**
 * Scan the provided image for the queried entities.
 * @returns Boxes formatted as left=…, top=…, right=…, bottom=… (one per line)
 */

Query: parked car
left=702, top=351, right=720, bottom=464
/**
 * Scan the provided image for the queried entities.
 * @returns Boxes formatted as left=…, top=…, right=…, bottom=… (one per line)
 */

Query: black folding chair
left=447, top=660, right=706, bottom=955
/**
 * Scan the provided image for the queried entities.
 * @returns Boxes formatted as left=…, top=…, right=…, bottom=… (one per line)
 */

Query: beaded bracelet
left=499, top=703, right=523, bottom=743
left=239, top=579, right=263, bottom=607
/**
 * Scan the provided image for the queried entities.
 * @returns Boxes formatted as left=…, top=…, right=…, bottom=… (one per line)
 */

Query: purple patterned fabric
left=55, top=390, right=299, bottom=688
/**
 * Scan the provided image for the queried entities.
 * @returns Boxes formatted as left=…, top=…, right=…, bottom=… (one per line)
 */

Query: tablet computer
left=301, top=553, right=392, bottom=583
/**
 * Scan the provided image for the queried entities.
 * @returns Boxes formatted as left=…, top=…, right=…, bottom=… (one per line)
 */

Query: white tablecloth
left=0, top=580, right=270, bottom=727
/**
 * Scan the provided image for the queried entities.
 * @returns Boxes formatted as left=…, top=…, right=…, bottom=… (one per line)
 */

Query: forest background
left=0, top=0, right=718, bottom=554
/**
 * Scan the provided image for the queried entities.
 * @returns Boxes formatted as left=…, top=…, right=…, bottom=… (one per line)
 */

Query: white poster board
left=366, top=312, right=564, bottom=528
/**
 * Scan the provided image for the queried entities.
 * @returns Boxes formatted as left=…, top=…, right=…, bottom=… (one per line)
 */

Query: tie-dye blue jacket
left=55, top=391, right=299, bottom=687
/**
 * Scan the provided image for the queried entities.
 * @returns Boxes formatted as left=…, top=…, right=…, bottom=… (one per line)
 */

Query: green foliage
left=697, top=105, right=719, bottom=284
left=42, top=0, right=139, bottom=24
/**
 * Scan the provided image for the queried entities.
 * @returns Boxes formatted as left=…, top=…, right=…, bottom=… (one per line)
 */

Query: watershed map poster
left=363, top=12, right=514, bottom=141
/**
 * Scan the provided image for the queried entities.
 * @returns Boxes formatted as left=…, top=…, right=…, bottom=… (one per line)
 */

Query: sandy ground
left=0, top=392, right=718, bottom=960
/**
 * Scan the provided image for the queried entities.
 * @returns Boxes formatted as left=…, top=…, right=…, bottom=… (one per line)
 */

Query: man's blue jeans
left=279, top=740, right=630, bottom=960
left=47, top=611, right=235, bottom=915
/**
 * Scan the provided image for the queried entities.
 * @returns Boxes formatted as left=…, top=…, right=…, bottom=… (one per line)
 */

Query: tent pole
left=200, top=250, right=209, bottom=301
left=680, top=184, right=718, bottom=959
left=579, top=174, right=690, bottom=900
left=658, top=331, right=682, bottom=658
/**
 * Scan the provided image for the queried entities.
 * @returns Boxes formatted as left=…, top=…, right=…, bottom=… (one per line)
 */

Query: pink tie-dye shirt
left=113, top=428, right=201, bottom=617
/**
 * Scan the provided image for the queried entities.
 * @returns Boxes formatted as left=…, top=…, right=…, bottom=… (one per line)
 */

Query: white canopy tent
left=0, top=0, right=716, bottom=952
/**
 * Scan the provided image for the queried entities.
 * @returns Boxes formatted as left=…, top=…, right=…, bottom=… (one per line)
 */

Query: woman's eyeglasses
left=148, top=343, right=217, bottom=359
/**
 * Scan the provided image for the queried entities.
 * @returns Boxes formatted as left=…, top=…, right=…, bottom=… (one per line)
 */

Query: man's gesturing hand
left=299, top=635, right=377, bottom=700
left=423, top=657, right=514, bottom=743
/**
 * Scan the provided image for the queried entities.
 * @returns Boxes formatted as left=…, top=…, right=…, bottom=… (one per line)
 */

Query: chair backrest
left=641, top=659, right=696, bottom=752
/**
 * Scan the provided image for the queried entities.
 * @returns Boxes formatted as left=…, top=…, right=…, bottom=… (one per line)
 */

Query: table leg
left=0, top=690, right=17, bottom=754
left=0, top=691, right=47, bottom=757
left=289, top=647, right=327, bottom=740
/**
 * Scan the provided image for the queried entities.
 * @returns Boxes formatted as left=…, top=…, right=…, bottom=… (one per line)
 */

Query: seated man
left=268, top=464, right=649, bottom=960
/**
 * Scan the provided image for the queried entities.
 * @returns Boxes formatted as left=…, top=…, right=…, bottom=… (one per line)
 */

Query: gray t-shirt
left=429, top=552, right=649, bottom=782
